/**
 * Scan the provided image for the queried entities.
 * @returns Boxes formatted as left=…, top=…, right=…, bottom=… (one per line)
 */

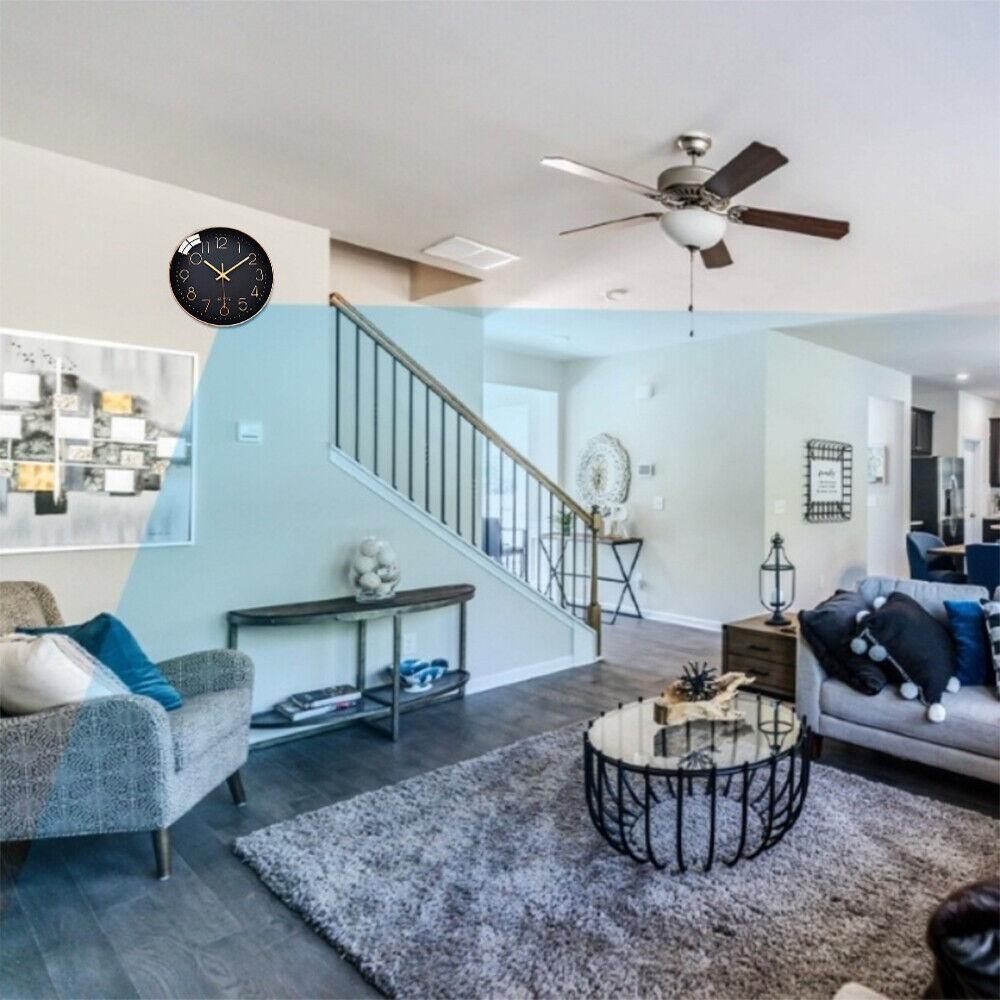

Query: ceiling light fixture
left=658, top=208, right=727, bottom=251
left=955, top=372, right=971, bottom=382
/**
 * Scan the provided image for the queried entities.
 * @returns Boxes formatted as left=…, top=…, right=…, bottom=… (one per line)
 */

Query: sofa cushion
left=945, top=601, right=992, bottom=687
left=858, top=577, right=988, bottom=625
left=168, top=687, right=248, bottom=771
left=983, top=599, right=1000, bottom=699
left=0, top=633, right=129, bottom=714
left=21, top=613, right=182, bottom=711
left=798, top=591, right=888, bottom=694
left=821, top=679, right=1000, bottom=758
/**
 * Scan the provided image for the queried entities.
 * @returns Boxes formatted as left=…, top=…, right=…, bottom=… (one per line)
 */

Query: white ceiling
left=2, top=1, right=998, bottom=377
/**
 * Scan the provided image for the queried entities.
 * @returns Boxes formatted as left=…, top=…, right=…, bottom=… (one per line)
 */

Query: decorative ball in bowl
left=351, top=536, right=400, bottom=602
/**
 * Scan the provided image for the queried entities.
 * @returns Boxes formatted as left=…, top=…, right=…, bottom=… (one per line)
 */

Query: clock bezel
left=169, top=225, right=275, bottom=328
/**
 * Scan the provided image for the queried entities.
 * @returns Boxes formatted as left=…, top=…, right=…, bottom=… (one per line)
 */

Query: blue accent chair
left=966, top=543, right=1000, bottom=595
left=906, top=532, right=966, bottom=584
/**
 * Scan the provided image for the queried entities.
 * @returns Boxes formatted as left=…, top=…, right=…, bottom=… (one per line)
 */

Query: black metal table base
left=584, top=710, right=811, bottom=874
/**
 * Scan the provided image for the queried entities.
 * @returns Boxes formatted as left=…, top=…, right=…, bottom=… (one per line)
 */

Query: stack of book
left=274, top=685, right=361, bottom=723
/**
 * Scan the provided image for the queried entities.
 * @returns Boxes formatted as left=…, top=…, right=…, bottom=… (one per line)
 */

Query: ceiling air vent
left=421, top=236, right=519, bottom=271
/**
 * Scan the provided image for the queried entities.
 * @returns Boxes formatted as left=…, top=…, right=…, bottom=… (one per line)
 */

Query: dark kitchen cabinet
left=911, top=407, right=934, bottom=456
left=990, top=417, right=1000, bottom=488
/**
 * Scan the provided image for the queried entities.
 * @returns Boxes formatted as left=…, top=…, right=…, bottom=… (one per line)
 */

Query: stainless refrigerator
left=911, top=456, right=964, bottom=545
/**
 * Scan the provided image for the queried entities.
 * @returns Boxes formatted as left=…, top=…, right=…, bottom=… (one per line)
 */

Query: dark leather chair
left=906, top=532, right=966, bottom=584
left=926, top=879, right=1000, bottom=999
left=965, top=543, right=1000, bottom=596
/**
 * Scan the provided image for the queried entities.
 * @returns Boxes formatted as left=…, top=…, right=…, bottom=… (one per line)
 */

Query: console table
left=227, top=584, right=474, bottom=747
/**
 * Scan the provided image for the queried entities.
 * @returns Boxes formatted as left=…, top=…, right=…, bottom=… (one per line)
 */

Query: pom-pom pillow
left=19, top=613, right=182, bottom=710
left=982, top=598, right=1000, bottom=699
left=0, top=633, right=129, bottom=715
left=798, top=591, right=888, bottom=694
left=850, top=592, right=959, bottom=722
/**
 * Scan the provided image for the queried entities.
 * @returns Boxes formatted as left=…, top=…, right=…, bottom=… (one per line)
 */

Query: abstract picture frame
left=0, top=329, right=196, bottom=552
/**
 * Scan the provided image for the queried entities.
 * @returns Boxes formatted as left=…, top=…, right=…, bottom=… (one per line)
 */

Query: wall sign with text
left=804, top=439, right=853, bottom=522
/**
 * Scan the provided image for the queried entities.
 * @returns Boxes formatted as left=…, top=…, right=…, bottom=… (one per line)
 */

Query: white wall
left=484, top=347, right=565, bottom=394
left=1, top=142, right=588, bottom=719
left=562, top=334, right=767, bottom=626
left=0, top=140, right=330, bottom=619
left=764, top=332, right=911, bottom=610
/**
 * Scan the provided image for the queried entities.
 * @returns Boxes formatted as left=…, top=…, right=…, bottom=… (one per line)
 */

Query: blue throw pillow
left=944, top=600, right=992, bottom=687
left=19, top=613, right=182, bottom=710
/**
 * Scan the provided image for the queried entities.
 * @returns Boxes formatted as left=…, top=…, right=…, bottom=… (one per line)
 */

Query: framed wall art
left=804, top=439, right=852, bottom=522
left=0, top=329, right=196, bottom=552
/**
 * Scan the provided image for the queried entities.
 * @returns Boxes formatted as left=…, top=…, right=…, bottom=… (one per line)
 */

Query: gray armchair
left=0, top=581, right=253, bottom=879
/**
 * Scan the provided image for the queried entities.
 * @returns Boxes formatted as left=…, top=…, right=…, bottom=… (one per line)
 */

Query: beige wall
left=764, top=332, right=912, bottom=608
left=0, top=140, right=330, bottom=619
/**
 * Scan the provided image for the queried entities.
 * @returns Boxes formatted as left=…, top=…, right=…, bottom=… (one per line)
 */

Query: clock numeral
left=216, top=235, right=227, bottom=249
left=189, top=252, right=202, bottom=265
left=178, top=269, right=189, bottom=280
left=255, top=268, right=265, bottom=281
left=202, top=299, right=211, bottom=312
left=201, top=240, right=210, bottom=255
left=238, top=297, right=248, bottom=312
left=219, top=305, right=230, bottom=318
left=251, top=286, right=260, bottom=298
left=186, top=286, right=196, bottom=301
left=236, top=241, right=241, bottom=254
left=247, top=253, right=257, bottom=265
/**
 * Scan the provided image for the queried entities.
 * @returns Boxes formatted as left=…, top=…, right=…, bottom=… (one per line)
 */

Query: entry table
left=227, top=584, right=474, bottom=746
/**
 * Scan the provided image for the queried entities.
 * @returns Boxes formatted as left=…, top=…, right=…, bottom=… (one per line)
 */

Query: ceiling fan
left=541, top=132, right=849, bottom=269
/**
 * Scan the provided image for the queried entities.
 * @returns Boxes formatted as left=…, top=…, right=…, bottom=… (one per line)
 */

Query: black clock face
left=169, top=227, right=273, bottom=326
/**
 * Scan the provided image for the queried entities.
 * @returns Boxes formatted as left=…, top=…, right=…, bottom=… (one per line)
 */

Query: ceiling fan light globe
left=659, top=208, right=727, bottom=250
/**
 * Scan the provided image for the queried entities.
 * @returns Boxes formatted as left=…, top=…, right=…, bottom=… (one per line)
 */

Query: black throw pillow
left=851, top=591, right=960, bottom=722
left=798, top=591, right=888, bottom=695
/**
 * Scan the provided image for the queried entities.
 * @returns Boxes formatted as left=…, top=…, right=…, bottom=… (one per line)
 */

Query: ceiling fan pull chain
left=688, top=248, right=695, bottom=337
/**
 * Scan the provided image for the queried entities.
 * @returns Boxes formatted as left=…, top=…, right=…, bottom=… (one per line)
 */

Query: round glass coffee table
left=584, top=692, right=810, bottom=873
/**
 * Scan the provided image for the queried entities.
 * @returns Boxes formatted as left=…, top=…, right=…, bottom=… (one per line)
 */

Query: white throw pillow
left=0, top=633, right=129, bottom=715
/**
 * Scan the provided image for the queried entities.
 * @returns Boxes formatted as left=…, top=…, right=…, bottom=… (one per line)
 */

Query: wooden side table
left=721, top=613, right=798, bottom=701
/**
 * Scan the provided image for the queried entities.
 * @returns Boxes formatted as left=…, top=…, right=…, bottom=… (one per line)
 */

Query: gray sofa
left=797, top=576, right=999, bottom=784
left=0, top=581, right=254, bottom=878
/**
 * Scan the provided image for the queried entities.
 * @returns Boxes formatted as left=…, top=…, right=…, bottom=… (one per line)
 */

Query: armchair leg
left=152, top=828, right=171, bottom=881
left=226, top=770, right=247, bottom=808
left=809, top=734, right=823, bottom=759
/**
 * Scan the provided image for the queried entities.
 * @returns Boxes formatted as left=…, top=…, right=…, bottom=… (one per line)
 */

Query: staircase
left=328, top=293, right=602, bottom=650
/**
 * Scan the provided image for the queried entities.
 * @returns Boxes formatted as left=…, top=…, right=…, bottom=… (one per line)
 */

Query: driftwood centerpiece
left=653, top=663, right=755, bottom=726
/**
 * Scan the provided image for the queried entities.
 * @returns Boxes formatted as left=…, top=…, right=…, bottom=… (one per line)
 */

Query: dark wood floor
left=2, top=618, right=996, bottom=1000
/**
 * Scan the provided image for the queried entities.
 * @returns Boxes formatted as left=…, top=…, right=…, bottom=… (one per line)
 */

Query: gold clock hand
left=216, top=255, right=251, bottom=280
left=202, top=259, right=230, bottom=282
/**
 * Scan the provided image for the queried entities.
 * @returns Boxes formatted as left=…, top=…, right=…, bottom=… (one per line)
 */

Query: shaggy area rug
left=235, top=726, right=998, bottom=999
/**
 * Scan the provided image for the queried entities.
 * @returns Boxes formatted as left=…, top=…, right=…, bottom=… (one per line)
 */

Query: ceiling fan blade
left=700, top=240, right=733, bottom=268
left=702, top=142, right=788, bottom=199
left=732, top=207, right=849, bottom=240
left=559, top=212, right=661, bottom=236
left=541, top=157, right=662, bottom=200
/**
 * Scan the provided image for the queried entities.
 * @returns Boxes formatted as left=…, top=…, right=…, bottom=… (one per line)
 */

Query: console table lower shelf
left=227, top=584, right=474, bottom=748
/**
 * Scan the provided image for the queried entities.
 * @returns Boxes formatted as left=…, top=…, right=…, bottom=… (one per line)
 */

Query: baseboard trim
left=464, top=655, right=578, bottom=696
left=641, top=609, right=723, bottom=633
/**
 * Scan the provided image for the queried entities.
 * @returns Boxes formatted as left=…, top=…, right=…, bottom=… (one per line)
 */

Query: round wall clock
left=169, top=227, right=273, bottom=326
left=576, top=433, right=631, bottom=510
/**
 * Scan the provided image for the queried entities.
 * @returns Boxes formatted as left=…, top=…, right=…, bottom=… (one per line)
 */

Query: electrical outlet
left=773, top=499, right=787, bottom=515
left=402, top=633, right=417, bottom=656
left=652, top=496, right=665, bottom=511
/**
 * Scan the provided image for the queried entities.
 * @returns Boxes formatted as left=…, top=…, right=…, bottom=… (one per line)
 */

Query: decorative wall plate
left=576, top=433, right=630, bottom=510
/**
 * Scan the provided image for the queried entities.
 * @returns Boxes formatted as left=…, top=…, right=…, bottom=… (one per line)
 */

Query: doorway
left=867, top=396, right=907, bottom=577
left=962, top=437, right=982, bottom=542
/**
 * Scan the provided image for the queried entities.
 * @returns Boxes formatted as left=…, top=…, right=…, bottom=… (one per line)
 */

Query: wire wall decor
left=804, top=439, right=853, bottom=522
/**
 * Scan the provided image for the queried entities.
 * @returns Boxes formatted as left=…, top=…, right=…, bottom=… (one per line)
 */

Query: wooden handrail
left=330, top=292, right=594, bottom=526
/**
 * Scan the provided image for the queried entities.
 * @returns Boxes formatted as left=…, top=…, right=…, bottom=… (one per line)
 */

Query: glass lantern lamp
left=759, top=533, right=795, bottom=626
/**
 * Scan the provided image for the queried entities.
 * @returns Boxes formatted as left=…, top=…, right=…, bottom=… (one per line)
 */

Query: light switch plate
left=236, top=420, right=263, bottom=443
left=773, top=499, right=787, bottom=515
left=653, top=495, right=665, bottom=511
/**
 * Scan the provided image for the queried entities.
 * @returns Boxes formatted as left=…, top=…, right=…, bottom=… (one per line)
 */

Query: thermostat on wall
left=637, top=462, right=655, bottom=477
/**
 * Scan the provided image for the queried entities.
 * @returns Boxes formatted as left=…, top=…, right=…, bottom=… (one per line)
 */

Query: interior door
left=962, top=438, right=982, bottom=543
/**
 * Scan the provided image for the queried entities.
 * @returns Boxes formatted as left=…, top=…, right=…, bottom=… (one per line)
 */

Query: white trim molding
left=640, top=608, right=723, bottom=633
